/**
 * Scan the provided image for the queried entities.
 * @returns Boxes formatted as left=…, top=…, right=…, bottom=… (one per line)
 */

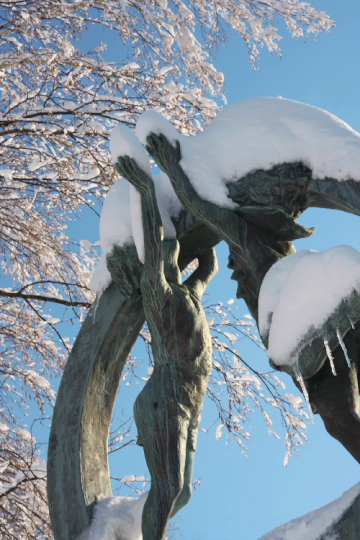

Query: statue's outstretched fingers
left=115, top=155, right=129, bottom=178
left=146, top=133, right=181, bottom=171
left=116, top=155, right=152, bottom=191
left=145, top=134, right=163, bottom=168
left=145, top=132, right=161, bottom=153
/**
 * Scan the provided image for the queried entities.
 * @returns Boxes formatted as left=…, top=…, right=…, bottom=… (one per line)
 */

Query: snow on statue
left=260, top=482, right=360, bottom=540
left=136, top=97, right=360, bottom=208
left=90, top=126, right=182, bottom=295
left=259, top=246, right=360, bottom=377
left=77, top=494, right=148, bottom=540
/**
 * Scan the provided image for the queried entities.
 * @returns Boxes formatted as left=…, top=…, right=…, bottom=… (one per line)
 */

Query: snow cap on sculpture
left=259, top=246, right=360, bottom=380
left=90, top=125, right=182, bottom=294
left=89, top=178, right=134, bottom=293
left=110, top=125, right=182, bottom=255
left=138, top=97, right=360, bottom=210
left=153, top=171, right=182, bottom=238
left=110, top=124, right=152, bottom=176
left=136, top=110, right=180, bottom=147
left=259, top=482, right=360, bottom=540
left=110, top=125, right=152, bottom=264
left=90, top=125, right=150, bottom=292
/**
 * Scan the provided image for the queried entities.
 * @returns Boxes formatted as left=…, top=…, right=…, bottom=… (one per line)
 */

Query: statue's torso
left=141, top=276, right=213, bottom=378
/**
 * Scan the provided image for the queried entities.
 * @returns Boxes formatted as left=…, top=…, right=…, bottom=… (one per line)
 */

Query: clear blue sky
left=80, top=2, right=360, bottom=539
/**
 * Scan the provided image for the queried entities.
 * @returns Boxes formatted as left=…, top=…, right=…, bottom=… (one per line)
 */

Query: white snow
left=258, top=246, right=360, bottom=367
left=73, top=167, right=100, bottom=181
left=109, top=125, right=152, bottom=263
left=153, top=170, right=182, bottom=237
left=28, top=159, right=52, bottom=172
left=129, top=184, right=145, bottom=263
left=23, top=369, right=53, bottom=392
left=77, top=493, right=148, bottom=540
left=100, top=179, right=134, bottom=255
left=136, top=110, right=179, bottom=146
left=259, top=482, right=360, bottom=540
left=89, top=254, right=112, bottom=295
left=136, top=97, right=360, bottom=208
left=90, top=130, right=182, bottom=294
left=89, top=178, right=133, bottom=294
left=110, top=124, right=151, bottom=177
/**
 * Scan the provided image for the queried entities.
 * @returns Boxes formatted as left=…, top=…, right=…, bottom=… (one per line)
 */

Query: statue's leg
left=134, top=368, right=189, bottom=540
left=171, top=426, right=198, bottom=516
left=302, top=325, right=360, bottom=463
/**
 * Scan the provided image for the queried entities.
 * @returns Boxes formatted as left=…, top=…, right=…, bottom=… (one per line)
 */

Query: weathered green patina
left=47, top=284, right=144, bottom=540
left=114, top=155, right=218, bottom=540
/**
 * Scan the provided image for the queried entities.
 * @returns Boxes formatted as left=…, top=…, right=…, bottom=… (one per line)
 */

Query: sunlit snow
left=89, top=178, right=133, bottom=294
left=258, top=246, right=360, bottom=368
left=110, top=125, right=152, bottom=176
left=259, top=482, right=360, bottom=540
left=110, top=125, right=153, bottom=264
left=90, top=127, right=182, bottom=294
left=77, top=493, right=148, bottom=540
left=137, top=97, right=360, bottom=208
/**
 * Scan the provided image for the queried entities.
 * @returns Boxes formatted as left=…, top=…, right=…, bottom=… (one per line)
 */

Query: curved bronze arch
left=47, top=285, right=144, bottom=540
left=47, top=163, right=360, bottom=540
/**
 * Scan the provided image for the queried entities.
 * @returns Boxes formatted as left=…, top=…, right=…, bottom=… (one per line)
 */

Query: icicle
left=349, top=318, right=355, bottom=330
left=323, top=339, right=337, bottom=376
left=91, top=294, right=101, bottom=323
left=295, top=369, right=314, bottom=424
left=336, top=328, right=352, bottom=368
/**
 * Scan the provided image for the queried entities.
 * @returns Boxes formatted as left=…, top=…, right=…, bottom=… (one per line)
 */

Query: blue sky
left=80, top=2, right=360, bottom=539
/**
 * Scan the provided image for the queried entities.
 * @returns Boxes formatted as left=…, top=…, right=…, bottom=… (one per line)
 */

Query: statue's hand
left=145, top=133, right=181, bottom=173
left=115, top=155, right=153, bottom=192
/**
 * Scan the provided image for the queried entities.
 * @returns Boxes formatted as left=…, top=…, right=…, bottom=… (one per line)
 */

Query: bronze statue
left=114, top=155, right=218, bottom=540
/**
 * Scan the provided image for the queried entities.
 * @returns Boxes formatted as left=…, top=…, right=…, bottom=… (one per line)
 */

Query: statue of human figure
left=111, top=155, right=218, bottom=540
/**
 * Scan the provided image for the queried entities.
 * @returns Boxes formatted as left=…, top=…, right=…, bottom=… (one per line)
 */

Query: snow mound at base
left=77, top=493, right=148, bottom=540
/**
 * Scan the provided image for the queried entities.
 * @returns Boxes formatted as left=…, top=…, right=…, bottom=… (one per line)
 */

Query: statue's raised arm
left=116, top=146, right=218, bottom=540
left=137, top=98, right=360, bottom=317
left=143, top=133, right=276, bottom=318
